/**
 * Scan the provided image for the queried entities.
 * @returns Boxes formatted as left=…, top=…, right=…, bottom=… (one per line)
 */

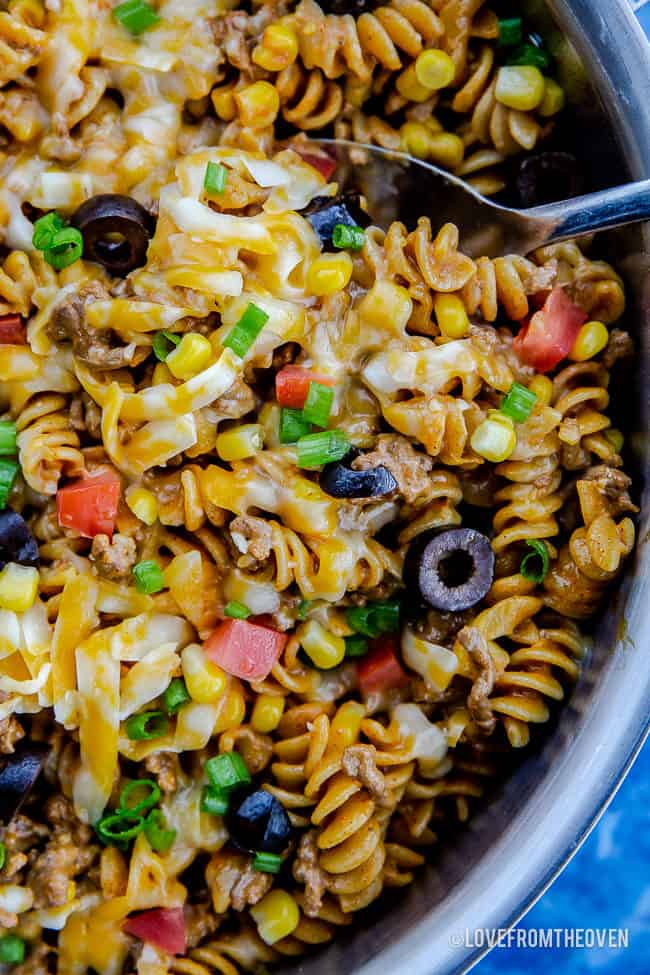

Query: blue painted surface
left=473, top=744, right=650, bottom=973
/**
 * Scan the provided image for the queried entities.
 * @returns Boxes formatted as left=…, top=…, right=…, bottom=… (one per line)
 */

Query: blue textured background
left=474, top=10, right=650, bottom=971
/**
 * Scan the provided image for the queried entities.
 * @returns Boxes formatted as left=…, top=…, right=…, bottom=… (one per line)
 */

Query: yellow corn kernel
left=181, top=644, right=228, bottom=704
left=298, top=619, right=345, bottom=670
left=258, top=402, right=282, bottom=448
left=252, top=23, right=298, bottom=72
left=495, top=66, right=545, bottom=111
left=251, top=693, right=285, bottom=733
left=306, top=253, right=353, bottom=296
left=126, top=487, right=158, bottom=526
left=395, top=64, right=434, bottom=103
left=528, top=374, right=554, bottom=406
left=424, top=116, right=444, bottom=134
left=166, top=333, right=212, bottom=380
left=211, top=85, right=238, bottom=122
left=251, top=890, right=300, bottom=945
left=427, top=132, right=465, bottom=169
left=358, top=280, right=412, bottom=332
left=216, top=423, right=264, bottom=462
left=235, top=81, right=280, bottom=129
left=414, top=48, right=455, bottom=91
left=434, top=293, right=470, bottom=338
left=152, top=361, right=173, bottom=385
left=471, top=413, right=516, bottom=463
left=539, top=77, right=565, bottom=117
left=400, top=121, right=436, bottom=159
left=569, top=320, right=609, bottom=361
left=0, top=563, right=39, bottom=612
left=213, top=683, right=247, bottom=733
left=605, top=428, right=624, bottom=453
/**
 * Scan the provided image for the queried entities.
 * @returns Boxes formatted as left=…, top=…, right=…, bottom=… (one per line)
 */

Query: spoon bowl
left=318, top=139, right=650, bottom=257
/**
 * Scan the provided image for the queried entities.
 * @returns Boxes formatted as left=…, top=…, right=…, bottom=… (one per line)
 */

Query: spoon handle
left=526, top=179, right=650, bottom=244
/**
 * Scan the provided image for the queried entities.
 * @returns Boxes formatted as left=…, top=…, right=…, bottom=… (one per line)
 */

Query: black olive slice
left=229, top=789, right=292, bottom=855
left=517, top=152, right=580, bottom=208
left=0, top=743, right=50, bottom=824
left=317, top=0, right=379, bottom=12
left=303, top=191, right=370, bottom=249
left=0, top=510, right=39, bottom=571
left=70, top=194, right=155, bottom=276
left=320, top=452, right=398, bottom=499
left=404, top=528, right=495, bottom=612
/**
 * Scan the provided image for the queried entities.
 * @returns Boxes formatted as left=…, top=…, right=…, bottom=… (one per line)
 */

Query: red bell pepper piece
left=292, top=146, right=337, bottom=181
left=123, top=907, right=187, bottom=955
left=358, top=636, right=409, bottom=696
left=204, top=618, right=287, bottom=682
left=0, top=314, right=27, bottom=345
left=56, top=466, right=121, bottom=538
left=275, top=365, right=335, bottom=409
left=513, top=286, right=587, bottom=373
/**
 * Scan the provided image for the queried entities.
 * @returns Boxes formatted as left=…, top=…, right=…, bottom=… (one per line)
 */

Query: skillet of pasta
left=0, top=0, right=638, bottom=970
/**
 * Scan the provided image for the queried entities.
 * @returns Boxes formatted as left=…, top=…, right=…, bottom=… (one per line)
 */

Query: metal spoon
left=318, top=139, right=650, bottom=258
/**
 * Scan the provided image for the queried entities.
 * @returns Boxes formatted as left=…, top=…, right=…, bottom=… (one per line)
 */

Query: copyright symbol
left=450, top=932, right=463, bottom=947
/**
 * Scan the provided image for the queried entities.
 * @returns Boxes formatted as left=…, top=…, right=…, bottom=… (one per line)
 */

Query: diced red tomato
left=275, top=365, right=336, bottom=409
left=56, top=466, right=121, bottom=539
left=292, top=147, right=337, bottom=181
left=123, top=907, right=186, bottom=955
left=0, top=314, right=27, bottom=345
left=204, top=618, right=288, bottom=682
left=513, top=286, right=587, bottom=373
left=358, top=636, right=409, bottom=696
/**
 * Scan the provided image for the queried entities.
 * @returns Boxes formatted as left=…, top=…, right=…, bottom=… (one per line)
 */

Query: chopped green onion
left=0, top=841, right=5, bottom=871
left=224, top=600, right=251, bottom=619
left=498, top=16, right=523, bottom=46
left=201, top=786, right=229, bottom=816
left=113, top=0, right=160, bottom=34
left=32, top=211, right=65, bottom=251
left=297, top=429, right=350, bottom=469
left=0, top=934, right=25, bottom=965
left=43, top=227, right=83, bottom=270
left=152, top=330, right=181, bottom=362
left=297, top=599, right=311, bottom=621
left=162, top=677, right=190, bottom=715
left=132, top=559, right=165, bottom=594
left=204, top=161, right=228, bottom=194
left=0, top=422, right=16, bottom=457
left=505, top=42, right=550, bottom=68
left=125, top=710, right=169, bottom=741
left=95, top=811, right=145, bottom=848
left=280, top=407, right=310, bottom=444
left=344, top=635, right=369, bottom=658
left=253, top=851, right=282, bottom=874
left=119, top=778, right=161, bottom=816
left=302, top=382, right=334, bottom=428
left=205, top=751, right=251, bottom=793
left=332, top=223, right=365, bottom=251
left=144, top=809, right=176, bottom=853
left=346, top=600, right=400, bottom=638
left=0, top=460, right=19, bottom=509
left=500, top=382, right=537, bottom=423
left=223, top=302, right=269, bottom=358
left=520, top=539, right=550, bottom=584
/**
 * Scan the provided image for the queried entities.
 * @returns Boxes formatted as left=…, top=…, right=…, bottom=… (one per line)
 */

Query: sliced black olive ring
left=0, top=743, right=51, bottom=824
left=303, top=190, right=370, bottom=250
left=405, top=528, right=495, bottom=612
left=71, top=194, right=155, bottom=276
left=229, top=789, right=293, bottom=855
left=0, top=509, right=39, bottom=571
left=320, top=450, right=398, bottom=499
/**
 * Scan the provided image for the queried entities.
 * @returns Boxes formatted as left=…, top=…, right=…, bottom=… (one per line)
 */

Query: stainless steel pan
left=285, top=2, right=650, bottom=973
